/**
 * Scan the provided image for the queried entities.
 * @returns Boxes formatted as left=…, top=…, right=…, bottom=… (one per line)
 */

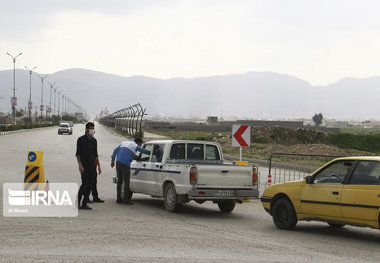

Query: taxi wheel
left=218, top=200, right=236, bottom=213
left=328, top=223, right=345, bottom=228
left=164, top=183, right=180, bottom=212
left=272, top=198, right=298, bottom=230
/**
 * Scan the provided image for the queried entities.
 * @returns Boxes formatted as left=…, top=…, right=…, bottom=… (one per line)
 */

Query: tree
left=16, top=109, right=25, bottom=117
left=312, top=113, right=323, bottom=127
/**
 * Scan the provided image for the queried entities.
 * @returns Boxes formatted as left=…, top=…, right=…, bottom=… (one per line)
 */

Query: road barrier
left=24, top=151, right=45, bottom=191
left=267, top=153, right=344, bottom=186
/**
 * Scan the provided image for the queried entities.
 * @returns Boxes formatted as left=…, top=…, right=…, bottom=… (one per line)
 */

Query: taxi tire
left=328, top=223, right=345, bottom=228
left=164, top=183, right=180, bottom=212
left=272, top=198, right=298, bottom=230
left=218, top=200, right=236, bottom=213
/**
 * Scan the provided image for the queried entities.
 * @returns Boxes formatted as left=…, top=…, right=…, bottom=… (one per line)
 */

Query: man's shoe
left=80, top=205, right=92, bottom=210
left=124, top=201, right=134, bottom=205
left=87, top=199, right=93, bottom=203
left=93, top=198, right=104, bottom=203
left=116, top=199, right=123, bottom=204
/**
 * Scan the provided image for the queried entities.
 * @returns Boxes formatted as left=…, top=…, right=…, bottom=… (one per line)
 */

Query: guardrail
left=267, top=153, right=344, bottom=186
left=99, top=103, right=146, bottom=137
left=0, top=131, right=14, bottom=136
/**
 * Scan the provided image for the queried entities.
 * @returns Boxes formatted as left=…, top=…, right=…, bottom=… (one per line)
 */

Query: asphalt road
left=0, top=124, right=379, bottom=262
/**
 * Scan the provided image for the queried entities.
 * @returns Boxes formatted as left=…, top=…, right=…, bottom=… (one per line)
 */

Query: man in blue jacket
left=111, top=138, right=150, bottom=204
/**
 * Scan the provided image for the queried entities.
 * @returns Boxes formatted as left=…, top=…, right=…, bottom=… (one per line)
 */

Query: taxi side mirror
left=305, top=175, right=313, bottom=184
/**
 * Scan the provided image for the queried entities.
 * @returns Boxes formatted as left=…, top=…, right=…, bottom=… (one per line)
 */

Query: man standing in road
left=76, top=122, right=102, bottom=210
left=111, top=138, right=150, bottom=204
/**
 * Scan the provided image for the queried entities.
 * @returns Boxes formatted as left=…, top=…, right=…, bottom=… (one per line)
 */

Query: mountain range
left=0, top=68, right=379, bottom=120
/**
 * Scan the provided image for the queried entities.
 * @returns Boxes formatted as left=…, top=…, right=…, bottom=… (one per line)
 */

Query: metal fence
left=99, top=103, right=146, bottom=137
left=267, top=153, right=344, bottom=186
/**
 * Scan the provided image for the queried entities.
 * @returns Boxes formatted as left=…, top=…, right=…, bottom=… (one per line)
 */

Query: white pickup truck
left=115, top=140, right=259, bottom=212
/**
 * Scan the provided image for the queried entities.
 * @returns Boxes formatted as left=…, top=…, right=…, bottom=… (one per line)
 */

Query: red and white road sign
left=232, top=125, right=250, bottom=147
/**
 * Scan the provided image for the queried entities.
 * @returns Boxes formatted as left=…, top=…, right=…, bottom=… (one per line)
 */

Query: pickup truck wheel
left=218, top=200, right=235, bottom=213
left=164, top=183, right=180, bottom=212
left=272, top=198, right=298, bottom=230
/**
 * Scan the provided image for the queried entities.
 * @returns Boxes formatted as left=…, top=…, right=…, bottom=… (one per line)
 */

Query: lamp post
left=57, top=89, right=61, bottom=119
left=6, top=52, right=22, bottom=124
left=25, top=66, right=37, bottom=121
left=37, top=75, right=48, bottom=123
left=62, top=94, right=65, bottom=117
left=48, top=82, right=56, bottom=118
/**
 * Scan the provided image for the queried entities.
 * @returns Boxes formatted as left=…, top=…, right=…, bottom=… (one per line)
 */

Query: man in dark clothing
left=76, top=122, right=102, bottom=210
left=111, top=138, right=150, bottom=204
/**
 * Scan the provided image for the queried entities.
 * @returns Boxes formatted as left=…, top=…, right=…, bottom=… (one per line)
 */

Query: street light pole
left=37, top=75, right=48, bottom=123
left=25, top=66, right=37, bottom=121
left=61, top=94, right=65, bottom=117
left=48, top=82, right=56, bottom=118
left=6, top=52, right=22, bottom=124
left=57, top=89, right=61, bottom=120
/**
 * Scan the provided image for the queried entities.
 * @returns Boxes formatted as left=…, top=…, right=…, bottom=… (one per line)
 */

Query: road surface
left=0, top=124, right=379, bottom=262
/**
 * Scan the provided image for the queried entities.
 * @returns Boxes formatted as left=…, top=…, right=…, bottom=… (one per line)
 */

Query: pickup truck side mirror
left=305, top=175, right=313, bottom=184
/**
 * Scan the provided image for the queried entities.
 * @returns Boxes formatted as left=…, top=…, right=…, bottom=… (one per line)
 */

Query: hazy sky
left=1, top=0, right=379, bottom=86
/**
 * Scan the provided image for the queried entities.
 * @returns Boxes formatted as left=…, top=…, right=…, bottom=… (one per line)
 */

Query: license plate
left=215, top=190, right=235, bottom=196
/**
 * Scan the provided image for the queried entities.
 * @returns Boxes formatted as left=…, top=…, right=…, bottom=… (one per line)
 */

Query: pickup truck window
left=187, top=144, right=204, bottom=160
left=205, top=145, right=220, bottom=160
left=152, top=144, right=164, bottom=162
left=141, top=144, right=153, bottom=161
left=170, top=143, right=185, bottom=159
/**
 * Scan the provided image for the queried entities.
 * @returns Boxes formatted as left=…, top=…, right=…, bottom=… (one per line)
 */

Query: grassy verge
left=0, top=123, right=53, bottom=132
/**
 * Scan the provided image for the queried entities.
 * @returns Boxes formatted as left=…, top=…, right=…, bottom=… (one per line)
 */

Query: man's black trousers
left=78, top=167, right=96, bottom=206
left=116, top=162, right=131, bottom=201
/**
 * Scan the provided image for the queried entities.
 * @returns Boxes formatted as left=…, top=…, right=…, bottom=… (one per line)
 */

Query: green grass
left=152, top=131, right=214, bottom=141
left=329, top=133, right=380, bottom=154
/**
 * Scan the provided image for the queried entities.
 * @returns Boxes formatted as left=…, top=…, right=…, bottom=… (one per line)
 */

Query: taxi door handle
left=332, top=191, right=339, bottom=195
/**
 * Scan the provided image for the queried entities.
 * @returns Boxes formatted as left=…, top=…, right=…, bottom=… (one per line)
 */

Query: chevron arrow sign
left=232, top=125, right=250, bottom=147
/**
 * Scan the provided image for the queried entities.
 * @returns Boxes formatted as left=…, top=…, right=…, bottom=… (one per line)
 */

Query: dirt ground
left=152, top=127, right=375, bottom=160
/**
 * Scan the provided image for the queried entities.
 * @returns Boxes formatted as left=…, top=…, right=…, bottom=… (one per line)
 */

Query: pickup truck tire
left=218, top=200, right=235, bottom=213
left=272, top=198, right=297, bottom=230
left=164, top=183, right=180, bottom=212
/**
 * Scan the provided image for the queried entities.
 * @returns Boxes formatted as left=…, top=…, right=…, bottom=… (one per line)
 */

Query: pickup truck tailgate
left=196, top=165, right=253, bottom=188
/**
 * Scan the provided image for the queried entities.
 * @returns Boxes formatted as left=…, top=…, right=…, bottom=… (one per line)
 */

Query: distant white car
left=58, top=123, right=73, bottom=135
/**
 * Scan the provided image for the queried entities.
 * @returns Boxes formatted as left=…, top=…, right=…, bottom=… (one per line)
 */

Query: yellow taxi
left=261, top=157, right=380, bottom=230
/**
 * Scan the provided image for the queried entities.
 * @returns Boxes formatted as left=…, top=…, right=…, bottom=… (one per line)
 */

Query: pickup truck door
left=145, top=144, right=165, bottom=196
left=131, top=144, right=153, bottom=193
